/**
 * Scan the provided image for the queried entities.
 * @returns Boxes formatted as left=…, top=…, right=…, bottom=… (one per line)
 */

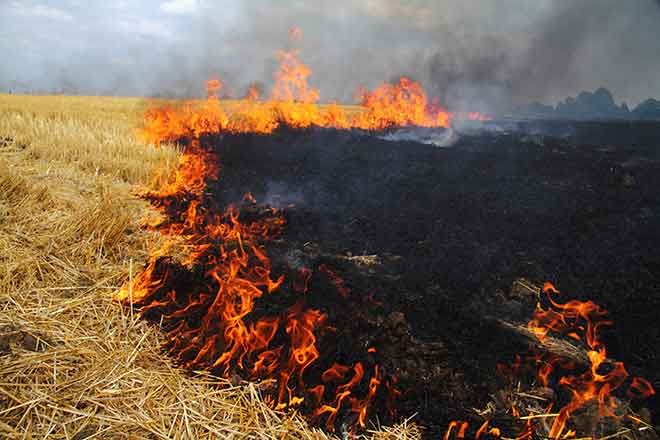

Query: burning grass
left=0, top=94, right=419, bottom=438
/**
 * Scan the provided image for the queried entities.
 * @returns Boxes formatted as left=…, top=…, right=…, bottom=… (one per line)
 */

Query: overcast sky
left=1, top=0, right=659, bottom=110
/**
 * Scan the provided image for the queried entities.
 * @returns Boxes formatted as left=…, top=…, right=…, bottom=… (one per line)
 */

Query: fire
left=140, top=32, right=460, bottom=141
left=124, top=29, right=658, bottom=435
left=530, top=283, right=654, bottom=439
left=120, top=26, right=657, bottom=432
left=353, top=77, right=452, bottom=130
left=120, top=38, right=406, bottom=429
left=443, top=282, right=655, bottom=439
left=206, top=78, right=223, bottom=98
left=271, top=49, right=320, bottom=104
left=243, top=84, right=261, bottom=101
left=141, top=73, right=453, bottom=140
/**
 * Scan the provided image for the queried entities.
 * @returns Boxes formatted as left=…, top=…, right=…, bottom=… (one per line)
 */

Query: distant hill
left=632, top=98, right=660, bottom=120
left=511, top=88, right=660, bottom=121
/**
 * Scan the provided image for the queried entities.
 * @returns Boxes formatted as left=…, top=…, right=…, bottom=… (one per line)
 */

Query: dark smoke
left=424, top=1, right=660, bottom=112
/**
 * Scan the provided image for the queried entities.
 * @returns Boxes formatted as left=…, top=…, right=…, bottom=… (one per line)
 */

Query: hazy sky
left=1, top=0, right=659, bottom=110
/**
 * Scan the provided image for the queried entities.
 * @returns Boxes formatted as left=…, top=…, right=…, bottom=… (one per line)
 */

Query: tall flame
left=271, top=49, right=320, bottom=104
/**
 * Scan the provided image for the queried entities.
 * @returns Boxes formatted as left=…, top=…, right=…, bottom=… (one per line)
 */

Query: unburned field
left=0, top=94, right=414, bottom=439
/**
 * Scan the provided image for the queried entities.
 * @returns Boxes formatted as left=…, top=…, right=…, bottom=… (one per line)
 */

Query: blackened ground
left=205, top=121, right=660, bottom=437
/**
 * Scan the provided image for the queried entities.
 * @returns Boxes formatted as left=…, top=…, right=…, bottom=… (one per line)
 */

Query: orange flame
left=244, top=84, right=261, bottom=101
left=206, top=78, right=223, bottom=98
left=529, top=283, right=655, bottom=439
left=442, top=282, right=655, bottom=440
left=353, top=77, right=452, bottom=130
left=288, top=26, right=303, bottom=41
left=140, top=39, right=462, bottom=142
left=121, top=53, right=403, bottom=432
left=270, top=49, right=319, bottom=104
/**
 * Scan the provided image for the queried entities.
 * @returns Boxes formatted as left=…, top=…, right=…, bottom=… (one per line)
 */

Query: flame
left=129, top=41, right=656, bottom=432
left=444, top=421, right=469, bottom=440
left=139, top=37, right=461, bottom=142
left=443, top=282, right=655, bottom=440
left=120, top=44, right=406, bottom=432
left=118, top=129, right=388, bottom=428
left=141, top=75, right=456, bottom=145
left=353, top=77, right=452, bottom=130
left=243, top=84, right=261, bottom=101
left=270, top=49, right=320, bottom=104
left=530, top=283, right=654, bottom=439
left=140, top=74, right=453, bottom=140
left=206, top=78, right=223, bottom=98
left=288, top=26, right=303, bottom=41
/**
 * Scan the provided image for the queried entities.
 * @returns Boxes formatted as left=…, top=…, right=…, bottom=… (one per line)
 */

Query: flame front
left=117, top=129, right=392, bottom=430
left=139, top=36, right=459, bottom=140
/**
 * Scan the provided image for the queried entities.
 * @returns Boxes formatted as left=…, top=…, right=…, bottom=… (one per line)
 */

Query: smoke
left=2, top=1, right=660, bottom=110
left=170, top=0, right=660, bottom=110
left=424, top=1, right=660, bottom=112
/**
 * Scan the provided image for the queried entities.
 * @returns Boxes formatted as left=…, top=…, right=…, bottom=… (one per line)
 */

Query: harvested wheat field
left=0, top=94, right=418, bottom=439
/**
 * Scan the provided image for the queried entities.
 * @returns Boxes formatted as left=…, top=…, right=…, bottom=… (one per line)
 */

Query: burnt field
left=201, top=120, right=660, bottom=436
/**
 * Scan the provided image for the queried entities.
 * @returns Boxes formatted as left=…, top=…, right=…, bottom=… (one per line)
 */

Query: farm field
left=0, top=94, right=413, bottom=439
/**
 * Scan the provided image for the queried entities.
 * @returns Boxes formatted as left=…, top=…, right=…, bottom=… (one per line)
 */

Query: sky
left=1, top=0, right=659, bottom=111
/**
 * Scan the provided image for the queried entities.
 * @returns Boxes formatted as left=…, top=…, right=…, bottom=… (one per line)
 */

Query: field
left=0, top=94, right=415, bottom=439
